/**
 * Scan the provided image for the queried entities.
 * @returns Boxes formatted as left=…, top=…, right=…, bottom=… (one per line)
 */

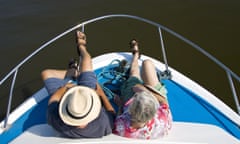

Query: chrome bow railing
left=0, top=14, right=239, bottom=129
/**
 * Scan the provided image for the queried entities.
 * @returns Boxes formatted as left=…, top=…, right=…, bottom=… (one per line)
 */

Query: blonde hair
left=128, top=91, right=159, bottom=124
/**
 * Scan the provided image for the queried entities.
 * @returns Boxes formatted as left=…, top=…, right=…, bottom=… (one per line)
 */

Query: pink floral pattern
left=113, top=98, right=172, bottom=139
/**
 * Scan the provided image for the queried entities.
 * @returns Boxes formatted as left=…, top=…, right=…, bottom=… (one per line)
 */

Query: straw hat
left=59, top=86, right=101, bottom=126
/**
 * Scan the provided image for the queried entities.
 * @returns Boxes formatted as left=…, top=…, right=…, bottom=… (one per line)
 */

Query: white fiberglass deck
left=10, top=122, right=239, bottom=144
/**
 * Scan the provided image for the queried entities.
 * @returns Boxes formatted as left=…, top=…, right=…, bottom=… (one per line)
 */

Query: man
left=41, top=31, right=115, bottom=138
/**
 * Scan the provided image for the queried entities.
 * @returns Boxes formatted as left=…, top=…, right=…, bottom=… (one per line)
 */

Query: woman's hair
left=128, top=91, right=159, bottom=124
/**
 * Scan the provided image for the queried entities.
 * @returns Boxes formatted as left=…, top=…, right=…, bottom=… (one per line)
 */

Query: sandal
left=65, top=58, right=78, bottom=80
left=68, top=58, right=78, bottom=69
left=129, top=39, right=141, bottom=58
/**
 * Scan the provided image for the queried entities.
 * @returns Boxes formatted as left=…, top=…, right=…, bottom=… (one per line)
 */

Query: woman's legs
left=128, top=39, right=159, bottom=87
left=129, top=40, right=141, bottom=79
left=141, top=59, right=159, bottom=87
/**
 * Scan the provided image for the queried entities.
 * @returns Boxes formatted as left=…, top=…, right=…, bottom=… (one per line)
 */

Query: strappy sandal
left=129, top=39, right=141, bottom=58
left=65, top=58, right=78, bottom=80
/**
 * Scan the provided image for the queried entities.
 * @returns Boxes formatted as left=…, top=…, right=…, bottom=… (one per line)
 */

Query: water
left=0, top=0, right=239, bottom=120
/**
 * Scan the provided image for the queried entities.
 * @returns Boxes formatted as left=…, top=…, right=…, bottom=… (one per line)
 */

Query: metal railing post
left=158, top=27, right=169, bottom=71
left=227, top=72, right=240, bottom=114
left=3, top=69, right=18, bottom=128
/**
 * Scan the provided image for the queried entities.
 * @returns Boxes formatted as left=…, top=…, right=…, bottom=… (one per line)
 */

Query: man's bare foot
left=76, top=31, right=87, bottom=56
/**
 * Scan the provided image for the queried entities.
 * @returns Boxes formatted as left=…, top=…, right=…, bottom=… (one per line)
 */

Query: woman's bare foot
left=129, top=39, right=140, bottom=58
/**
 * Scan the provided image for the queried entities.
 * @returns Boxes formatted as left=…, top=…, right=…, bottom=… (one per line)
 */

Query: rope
left=97, top=59, right=130, bottom=100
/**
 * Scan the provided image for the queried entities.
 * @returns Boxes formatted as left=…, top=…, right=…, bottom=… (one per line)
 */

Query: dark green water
left=0, top=0, right=239, bottom=120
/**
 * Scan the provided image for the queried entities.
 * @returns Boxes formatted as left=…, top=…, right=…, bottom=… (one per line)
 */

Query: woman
left=113, top=40, right=172, bottom=139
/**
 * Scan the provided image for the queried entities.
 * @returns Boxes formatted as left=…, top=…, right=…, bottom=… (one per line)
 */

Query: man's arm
left=48, top=83, right=75, bottom=105
left=96, top=83, right=116, bottom=114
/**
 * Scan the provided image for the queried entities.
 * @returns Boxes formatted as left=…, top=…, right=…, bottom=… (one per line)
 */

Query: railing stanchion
left=227, top=72, right=240, bottom=115
left=158, top=27, right=169, bottom=71
left=3, top=69, right=18, bottom=128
